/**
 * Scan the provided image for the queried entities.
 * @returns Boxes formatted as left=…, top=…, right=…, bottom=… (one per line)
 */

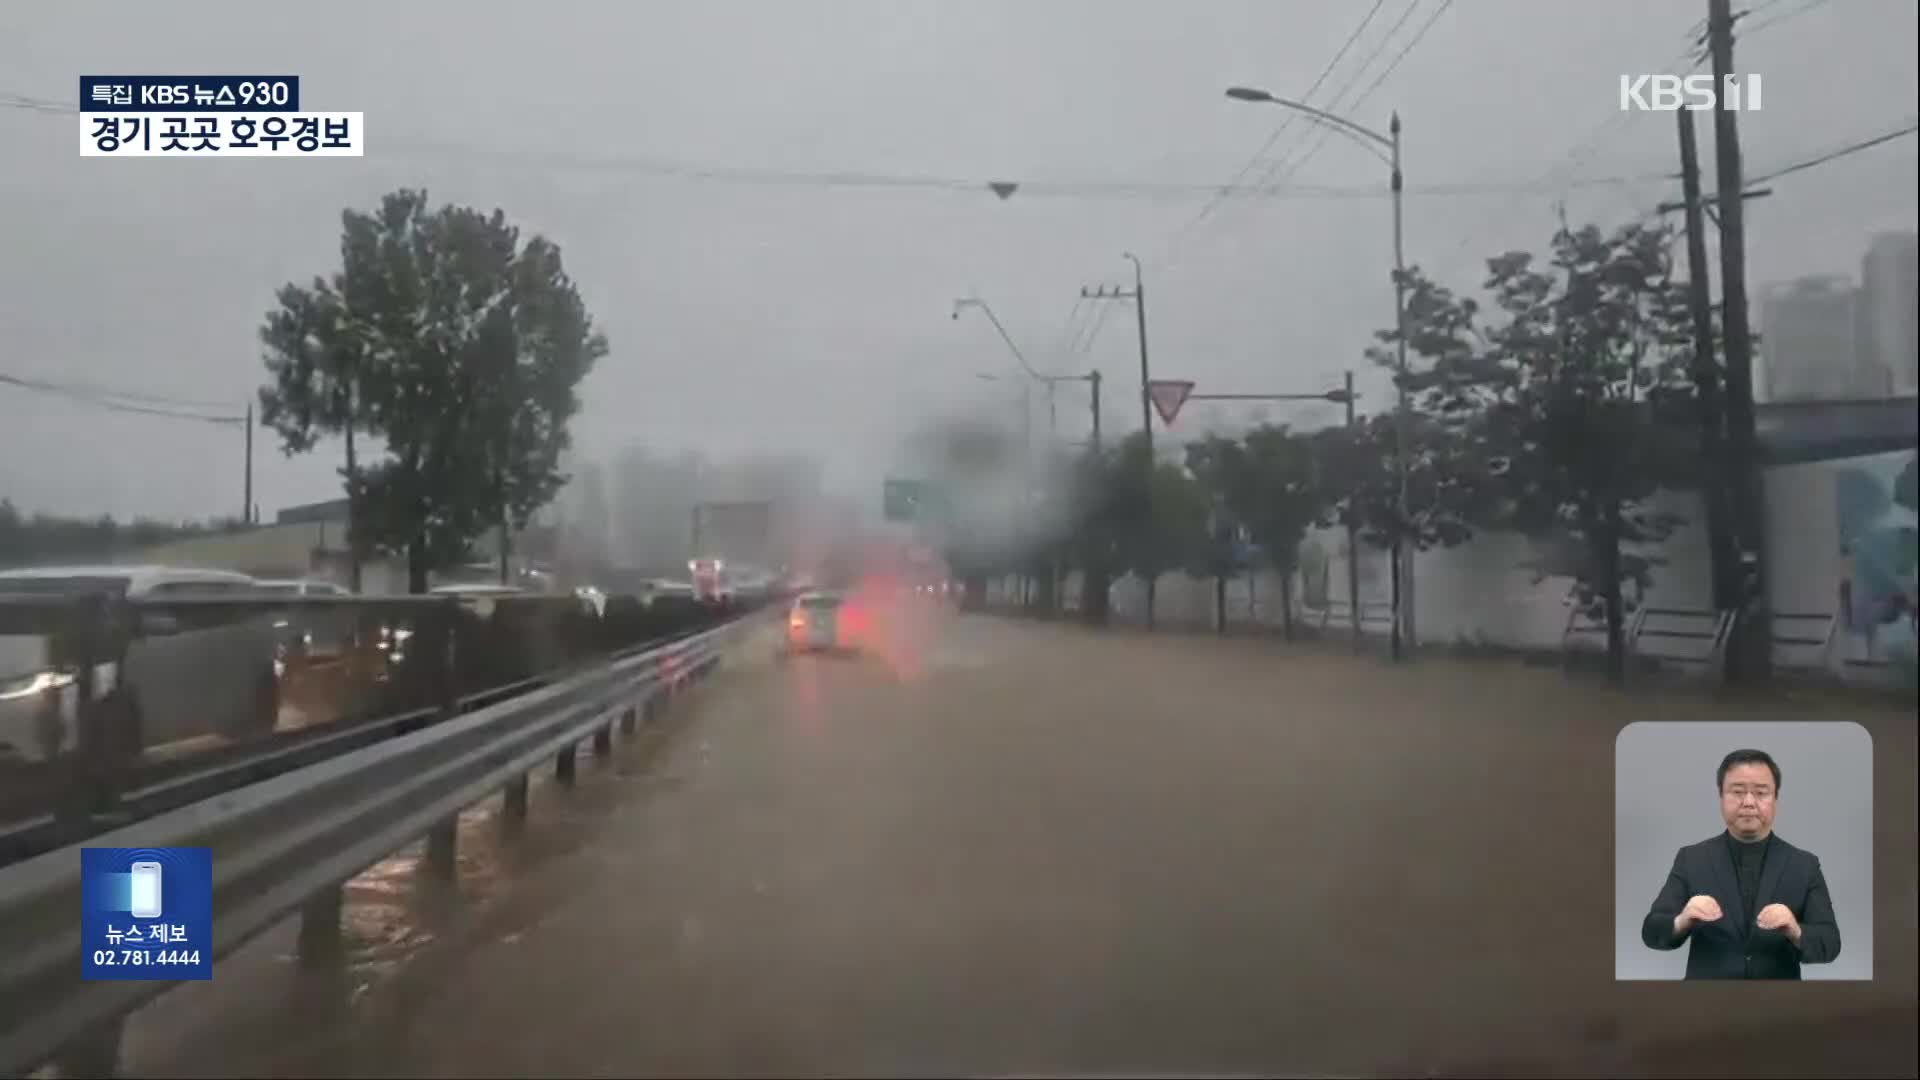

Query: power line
left=1345, top=0, right=1454, bottom=124
left=1743, top=0, right=1834, bottom=36
left=1434, top=19, right=1707, bottom=279
left=0, top=372, right=243, bottom=424
left=1278, top=0, right=1455, bottom=187
left=1748, top=118, right=1918, bottom=186
left=1052, top=294, right=1091, bottom=366
left=1161, top=0, right=1390, bottom=261
left=0, top=369, right=236, bottom=411
left=0, top=91, right=1685, bottom=205
left=1248, top=0, right=1425, bottom=196
left=1071, top=300, right=1117, bottom=357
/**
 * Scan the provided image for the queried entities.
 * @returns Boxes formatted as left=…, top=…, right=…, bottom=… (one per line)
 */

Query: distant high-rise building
left=1859, top=231, right=1918, bottom=397
left=1759, top=275, right=1862, bottom=402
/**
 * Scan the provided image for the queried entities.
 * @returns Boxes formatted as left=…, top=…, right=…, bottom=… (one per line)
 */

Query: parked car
left=0, top=565, right=281, bottom=764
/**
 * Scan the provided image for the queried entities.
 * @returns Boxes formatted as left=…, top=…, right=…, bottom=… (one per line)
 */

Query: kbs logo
left=1619, top=74, right=1763, bottom=112
left=139, top=83, right=193, bottom=106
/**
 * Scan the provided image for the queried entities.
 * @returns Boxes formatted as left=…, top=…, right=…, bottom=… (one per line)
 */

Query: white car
left=782, top=591, right=854, bottom=654
left=0, top=565, right=282, bottom=764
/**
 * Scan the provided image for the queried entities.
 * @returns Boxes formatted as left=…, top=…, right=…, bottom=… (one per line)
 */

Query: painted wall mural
left=1834, top=450, right=1919, bottom=666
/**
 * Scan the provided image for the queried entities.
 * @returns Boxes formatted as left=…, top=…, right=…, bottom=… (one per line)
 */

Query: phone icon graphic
left=129, top=861, right=163, bottom=919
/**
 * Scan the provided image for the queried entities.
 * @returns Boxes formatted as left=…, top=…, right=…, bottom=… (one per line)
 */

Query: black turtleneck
left=1726, top=830, right=1772, bottom=920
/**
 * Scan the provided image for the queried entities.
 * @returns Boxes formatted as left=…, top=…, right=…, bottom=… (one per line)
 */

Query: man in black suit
left=1641, top=749, right=1842, bottom=979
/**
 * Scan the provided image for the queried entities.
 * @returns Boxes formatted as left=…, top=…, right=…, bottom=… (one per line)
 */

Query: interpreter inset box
left=1615, top=721, right=1872, bottom=981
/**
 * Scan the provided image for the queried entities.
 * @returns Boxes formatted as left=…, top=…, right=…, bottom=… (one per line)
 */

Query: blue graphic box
left=81, top=847, right=212, bottom=980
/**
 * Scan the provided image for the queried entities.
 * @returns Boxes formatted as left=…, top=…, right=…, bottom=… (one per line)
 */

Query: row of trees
left=258, top=189, right=607, bottom=592
left=942, top=217, right=1713, bottom=684
left=0, top=501, right=247, bottom=568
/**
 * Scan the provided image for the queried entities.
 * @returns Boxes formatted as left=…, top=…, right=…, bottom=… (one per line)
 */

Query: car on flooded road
left=780, top=591, right=860, bottom=656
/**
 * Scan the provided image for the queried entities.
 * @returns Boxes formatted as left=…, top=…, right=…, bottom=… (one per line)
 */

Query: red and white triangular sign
left=1147, top=379, right=1195, bottom=425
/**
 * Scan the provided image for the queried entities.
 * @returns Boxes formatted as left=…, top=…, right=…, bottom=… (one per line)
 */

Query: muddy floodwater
left=118, top=609, right=1917, bottom=1078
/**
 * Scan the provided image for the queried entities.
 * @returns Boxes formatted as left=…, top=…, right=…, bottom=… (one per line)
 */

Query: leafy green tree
left=1188, top=425, right=1331, bottom=637
left=259, top=189, right=607, bottom=592
left=1417, top=221, right=1698, bottom=683
left=1107, top=432, right=1209, bottom=629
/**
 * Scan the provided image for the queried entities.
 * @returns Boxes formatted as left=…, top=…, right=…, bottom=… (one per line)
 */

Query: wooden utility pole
left=1675, top=108, right=1738, bottom=617
left=243, top=401, right=254, bottom=525
left=1708, top=0, right=1770, bottom=680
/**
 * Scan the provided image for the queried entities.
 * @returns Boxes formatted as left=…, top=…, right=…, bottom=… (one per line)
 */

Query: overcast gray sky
left=2, top=0, right=1915, bottom=523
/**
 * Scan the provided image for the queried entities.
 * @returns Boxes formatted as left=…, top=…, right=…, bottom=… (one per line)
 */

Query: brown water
left=115, top=610, right=1917, bottom=1078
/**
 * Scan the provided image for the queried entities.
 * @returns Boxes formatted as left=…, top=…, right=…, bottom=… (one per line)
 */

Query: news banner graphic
left=78, top=76, right=363, bottom=157
left=80, top=847, right=212, bottom=980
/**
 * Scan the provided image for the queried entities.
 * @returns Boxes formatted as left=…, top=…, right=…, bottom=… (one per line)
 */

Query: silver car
left=0, top=565, right=281, bottom=764
left=782, top=592, right=850, bottom=654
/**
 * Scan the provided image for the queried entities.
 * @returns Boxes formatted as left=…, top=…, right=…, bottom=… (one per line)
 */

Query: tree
left=0, top=501, right=247, bottom=569
left=1185, top=427, right=1328, bottom=636
left=1420, top=221, right=1698, bottom=683
left=1184, top=434, right=1251, bottom=633
left=1107, top=432, right=1209, bottom=629
left=259, top=189, right=607, bottom=592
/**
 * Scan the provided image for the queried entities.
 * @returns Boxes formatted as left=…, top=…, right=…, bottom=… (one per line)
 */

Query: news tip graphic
left=81, top=847, right=212, bottom=981
left=78, top=75, right=363, bottom=157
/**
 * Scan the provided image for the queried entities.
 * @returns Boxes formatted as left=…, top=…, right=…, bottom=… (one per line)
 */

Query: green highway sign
left=883, top=478, right=943, bottom=523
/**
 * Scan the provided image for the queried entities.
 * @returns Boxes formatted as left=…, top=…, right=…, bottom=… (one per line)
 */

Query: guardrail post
left=51, top=1015, right=124, bottom=1079
left=556, top=744, right=577, bottom=785
left=63, top=593, right=116, bottom=822
left=424, top=816, right=457, bottom=880
left=619, top=705, right=637, bottom=734
left=297, top=883, right=345, bottom=969
left=593, top=723, right=613, bottom=756
left=437, top=601, right=461, bottom=720
left=503, top=774, right=529, bottom=820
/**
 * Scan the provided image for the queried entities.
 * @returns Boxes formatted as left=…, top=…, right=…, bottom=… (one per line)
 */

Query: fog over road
left=121, top=607, right=1916, bottom=1078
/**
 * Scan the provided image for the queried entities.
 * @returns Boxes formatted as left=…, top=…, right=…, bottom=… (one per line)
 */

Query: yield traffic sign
left=1147, top=379, right=1195, bottom=425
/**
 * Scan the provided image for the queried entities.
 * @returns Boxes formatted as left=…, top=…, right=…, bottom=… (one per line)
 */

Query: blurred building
left=1760, top=275, right=1864, bottom=402
left=611, top=445, right=704, bottom=577
left=1859, top=231, right=1918, bottom=397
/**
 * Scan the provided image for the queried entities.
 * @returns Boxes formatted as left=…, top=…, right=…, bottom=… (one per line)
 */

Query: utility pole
left=1081, top=256, right=1153, bottom=455
left=243, top=401, right=254, bottom=526
left=1708, top=0, right=1769, bottom=681
left=1674, top=108, right=1738, bottom=618
left=1344, top=370, right=1362, bottom=645
left=344, top=377, right=361, bottom=593
left=1088, top=369, right=1103, bottom=453
left=1388, top=111, right=1413, bottom=661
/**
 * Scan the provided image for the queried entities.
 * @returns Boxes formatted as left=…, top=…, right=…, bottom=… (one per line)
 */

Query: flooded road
left=119, top=607, right=1916, bottom=1078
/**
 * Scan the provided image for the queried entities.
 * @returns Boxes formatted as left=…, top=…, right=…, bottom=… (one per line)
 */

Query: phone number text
left=90, top=949, right=203, bottom=966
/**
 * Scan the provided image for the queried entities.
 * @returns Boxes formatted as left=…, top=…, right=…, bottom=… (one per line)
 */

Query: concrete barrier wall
left=1004, top=448, right=1916, bottom=678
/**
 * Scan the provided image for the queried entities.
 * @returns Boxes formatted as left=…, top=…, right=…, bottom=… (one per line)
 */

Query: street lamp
left=1226, top=85, right=1413, bottom=660
left=952, top=297, right=1042, bottom=380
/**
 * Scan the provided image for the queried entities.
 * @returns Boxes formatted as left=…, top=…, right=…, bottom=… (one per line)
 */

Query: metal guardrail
left=0, top=608, right=761, bottom=1076
left=1, top=588, right=747, bottom=858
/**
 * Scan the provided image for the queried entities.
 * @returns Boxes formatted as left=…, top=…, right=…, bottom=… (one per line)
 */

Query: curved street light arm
left=954, top=297, right=1043, bottom=381
left=1226, top=89, right=1395, bottom=170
